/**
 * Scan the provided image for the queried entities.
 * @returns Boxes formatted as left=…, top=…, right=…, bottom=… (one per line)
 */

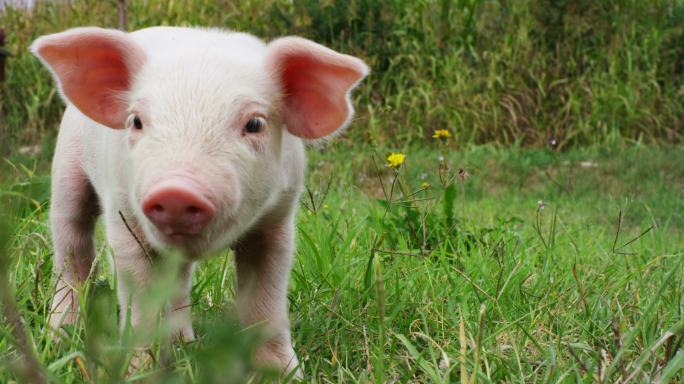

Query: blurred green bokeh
left=2, top=0, right=684, bottom=151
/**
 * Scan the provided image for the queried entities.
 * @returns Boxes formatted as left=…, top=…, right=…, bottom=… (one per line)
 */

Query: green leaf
left=443, top=184, right=457, bottom=228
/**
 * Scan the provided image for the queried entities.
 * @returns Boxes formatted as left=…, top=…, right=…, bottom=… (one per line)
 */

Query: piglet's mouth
left=165, top=232, right=200, bottom=244
left=157, top=225, right=205, bottom=244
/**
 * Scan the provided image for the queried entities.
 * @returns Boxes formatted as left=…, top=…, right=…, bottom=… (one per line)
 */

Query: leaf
left=443, top=184, right=457, bottom=228
left=659, top=349, right=684, bottom=384
left=396, top=334, right=443, bottom=382
left=47, top=351, right=86, bottom=372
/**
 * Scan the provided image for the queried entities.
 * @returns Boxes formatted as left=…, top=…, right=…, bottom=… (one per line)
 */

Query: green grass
left=1, top=143, right=682, bottom=382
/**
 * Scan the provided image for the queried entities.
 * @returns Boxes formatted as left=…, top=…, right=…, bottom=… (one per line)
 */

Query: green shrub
left=1, top=0, right=683, bottom=151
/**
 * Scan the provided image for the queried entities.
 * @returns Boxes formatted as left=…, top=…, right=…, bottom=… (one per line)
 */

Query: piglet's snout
left=142, top=177, right=216, bottom=237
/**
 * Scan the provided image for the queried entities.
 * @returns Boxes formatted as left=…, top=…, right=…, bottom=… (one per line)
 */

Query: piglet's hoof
left=253, top=341, right=303, bottom=381
left=127, top=348, right=156, bottom=377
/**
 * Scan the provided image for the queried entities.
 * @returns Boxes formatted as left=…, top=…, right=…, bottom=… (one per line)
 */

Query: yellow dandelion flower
left=432, top=129, right=451, bottom=140
left=386, top=152, right=405, bottom=168
left=421, top=181, right=430, bottom=189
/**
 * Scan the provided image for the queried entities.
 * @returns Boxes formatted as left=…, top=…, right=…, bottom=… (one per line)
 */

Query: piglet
left=31, top=26, right=368, bottom=377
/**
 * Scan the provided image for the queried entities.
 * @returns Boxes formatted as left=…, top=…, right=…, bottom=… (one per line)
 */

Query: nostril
left=186, top=206, right=201, bottom=215
left=152, top=204, right=164, bottom=213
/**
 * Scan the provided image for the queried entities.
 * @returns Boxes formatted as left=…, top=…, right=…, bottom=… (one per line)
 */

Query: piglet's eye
left=133, top=116, right=143, bottom=130
left=245, top=117, right=264, bottom=134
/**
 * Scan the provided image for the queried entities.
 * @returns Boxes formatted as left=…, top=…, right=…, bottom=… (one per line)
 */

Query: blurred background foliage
left=2, top=0, right=684, bottom=154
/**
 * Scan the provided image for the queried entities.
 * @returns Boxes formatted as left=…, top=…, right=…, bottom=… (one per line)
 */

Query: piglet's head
left=32, top=27, right=368, bottom=257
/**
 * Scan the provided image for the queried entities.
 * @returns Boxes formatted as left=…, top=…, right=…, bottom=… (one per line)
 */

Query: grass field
left=1, top=0, right=684, bottom=383
left=1, top=142, right=683, bottom=382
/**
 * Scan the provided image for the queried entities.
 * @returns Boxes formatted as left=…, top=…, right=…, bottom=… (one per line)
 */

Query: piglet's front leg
left=106, top=210, right=196, bottom=375
left=106, top=210, right=196, bottom=341
left=234, top=214, right=301, bottom=379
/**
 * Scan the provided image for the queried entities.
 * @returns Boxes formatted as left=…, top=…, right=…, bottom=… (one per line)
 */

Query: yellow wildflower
left=386, top=152, right=406, bottom=168
left=432, top=129, right=451, bottom=140
left=323, top=204, right=329, bottom=209
left=421, top=182, right=430, bottom=189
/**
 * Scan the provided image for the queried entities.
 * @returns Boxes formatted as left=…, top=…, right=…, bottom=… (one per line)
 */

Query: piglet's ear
left=31, top=27, right=145, bottom=129
left=265, top=37, right=369, bottom=139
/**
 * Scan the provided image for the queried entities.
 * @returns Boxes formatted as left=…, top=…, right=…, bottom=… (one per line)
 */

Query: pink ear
left=31, top=28, right=145, bottom=129
left=265, top=37, right=369, bottom=139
